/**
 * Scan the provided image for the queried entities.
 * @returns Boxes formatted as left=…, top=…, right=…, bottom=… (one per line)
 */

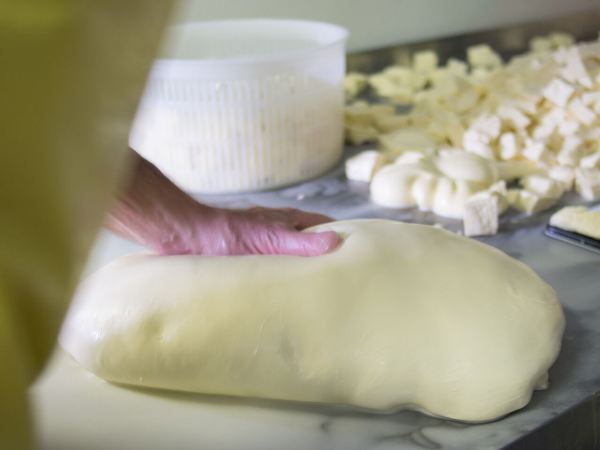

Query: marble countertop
left=31, top=156, right=600, bottom=450
left=31, top=12, right=600, bottom=447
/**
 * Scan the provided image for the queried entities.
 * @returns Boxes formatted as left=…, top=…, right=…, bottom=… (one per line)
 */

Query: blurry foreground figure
left=0, top=2, right=175, bottom=447
left=0, top=3, right=342, bottom=447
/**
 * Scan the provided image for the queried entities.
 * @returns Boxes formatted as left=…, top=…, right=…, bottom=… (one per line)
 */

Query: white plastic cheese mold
left=130, top=19, right=348, bottom=193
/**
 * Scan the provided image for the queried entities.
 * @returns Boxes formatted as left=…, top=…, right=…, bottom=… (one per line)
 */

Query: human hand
left=162, top=206, right=342, bottom=257
left=107, top=154, right=341, bottom=257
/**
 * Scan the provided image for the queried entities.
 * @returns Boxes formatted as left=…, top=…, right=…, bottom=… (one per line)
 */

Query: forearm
left=107, top=152, right=341, bottom=256
left=106, top=152, right=219, bottom=254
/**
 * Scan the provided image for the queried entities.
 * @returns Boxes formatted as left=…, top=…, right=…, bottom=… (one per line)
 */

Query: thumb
left=276, top=230, right=341, bottom=257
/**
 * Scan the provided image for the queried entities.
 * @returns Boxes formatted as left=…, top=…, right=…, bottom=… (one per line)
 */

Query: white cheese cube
left=498, top=105, right=531, bottom=130
left=558, top=120, right=581, bottom=137
left=548, top=166, right=576, bottom=190
left=463, top=129, right=495, bottom=160
left=383, top=66, right=414, bottom=83
left=454, top=86, right=480, bottom=113
left=426, top=120, right=448, bottom=141
left=522, top=139, right=549, bottom=162
left=412, top=89, right=440, bottom=107
left=542, top=78, right=575, bottom=107
left=530, top=58, right=546, bottom=72
left=581, top=93, right=600, bottom=114
left=560, top=47, right=593, bottom=88
left=428, top=68, right=451, bottom=87
left=514, top=190, right=558, bottom=214
left=580, top=151, right=600, bottom=169
left=467, top=44, right=502, bottom=69
left=575, top=168, right=600, bottom=200
left=345, top=102, right=376, bottom=126
left=409, top=72, right=429, bottom=91
left=430, top=109, right=464, bottom=148
left=521, top=175, right=564, bottom=199
left=581, top=92, right=600, bottom=108
left=533, top=123, right=555, bottom=140
left=471, top=68, right=491, bottom=80
left=432, top=75, right=459, bottom=98
left=541, top=107, right=567, bottom=127
left=569, top=98, right=596, bottom=126
left=446, top=58, right=468, bottom=77
left=346, top=125, right=379, bottom=145
left=368, top=73, right=396, bottom=96
left=499, top=132, right=520, bottom=160
left=413, top=50, right=439, bottom=73
left=374, top=114, right=411, bottom=133
left=529, top=36, right=553, bottom=53
left=590, top=63, right=600, bottom=84
left=345, top=150, right=388, bottom=182
left=488, top=180, right=508, bottom=197
left=470, top=113, right=502, bottom=140
left=549, top=32, right=575, bottom=48
left=578, top=41, right=600, bottom=60
left=369, top=73, right=415, bottom=103
left=513, top=98, right=539, bottom=115
left=344, top=73, right=368, bottom=100
left=557, top=136, right=584, bottom=166
left=379, top=127, right=437, bottom=155
left=530, top=109, right=560, bottom=141
left=553, top=47, right=569, bottom=64
left=463, top=191, right=503, bottom=236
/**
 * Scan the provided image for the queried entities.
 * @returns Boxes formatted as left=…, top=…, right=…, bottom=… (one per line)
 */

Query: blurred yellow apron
left=0, top=2, right=173, bottom=448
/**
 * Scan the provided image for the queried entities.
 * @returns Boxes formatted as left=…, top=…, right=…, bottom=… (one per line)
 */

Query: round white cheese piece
left=370, top=152, right=495, bottom=219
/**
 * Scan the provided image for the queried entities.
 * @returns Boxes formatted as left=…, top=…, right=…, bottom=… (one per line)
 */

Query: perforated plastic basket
left=130, top=19, right=348, bottom=194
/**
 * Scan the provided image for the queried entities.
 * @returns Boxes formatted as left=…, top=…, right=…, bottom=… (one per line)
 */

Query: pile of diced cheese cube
left=344, top=32, right=600, bottom=236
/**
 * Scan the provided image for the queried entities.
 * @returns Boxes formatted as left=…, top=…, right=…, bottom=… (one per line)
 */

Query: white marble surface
left=31, top=158, right=600, bottom=449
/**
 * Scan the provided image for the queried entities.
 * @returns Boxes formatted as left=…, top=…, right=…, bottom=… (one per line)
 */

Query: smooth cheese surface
left=60, top=220, right=565, bottom=422
left=550, top=206, right=600, bottom=239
